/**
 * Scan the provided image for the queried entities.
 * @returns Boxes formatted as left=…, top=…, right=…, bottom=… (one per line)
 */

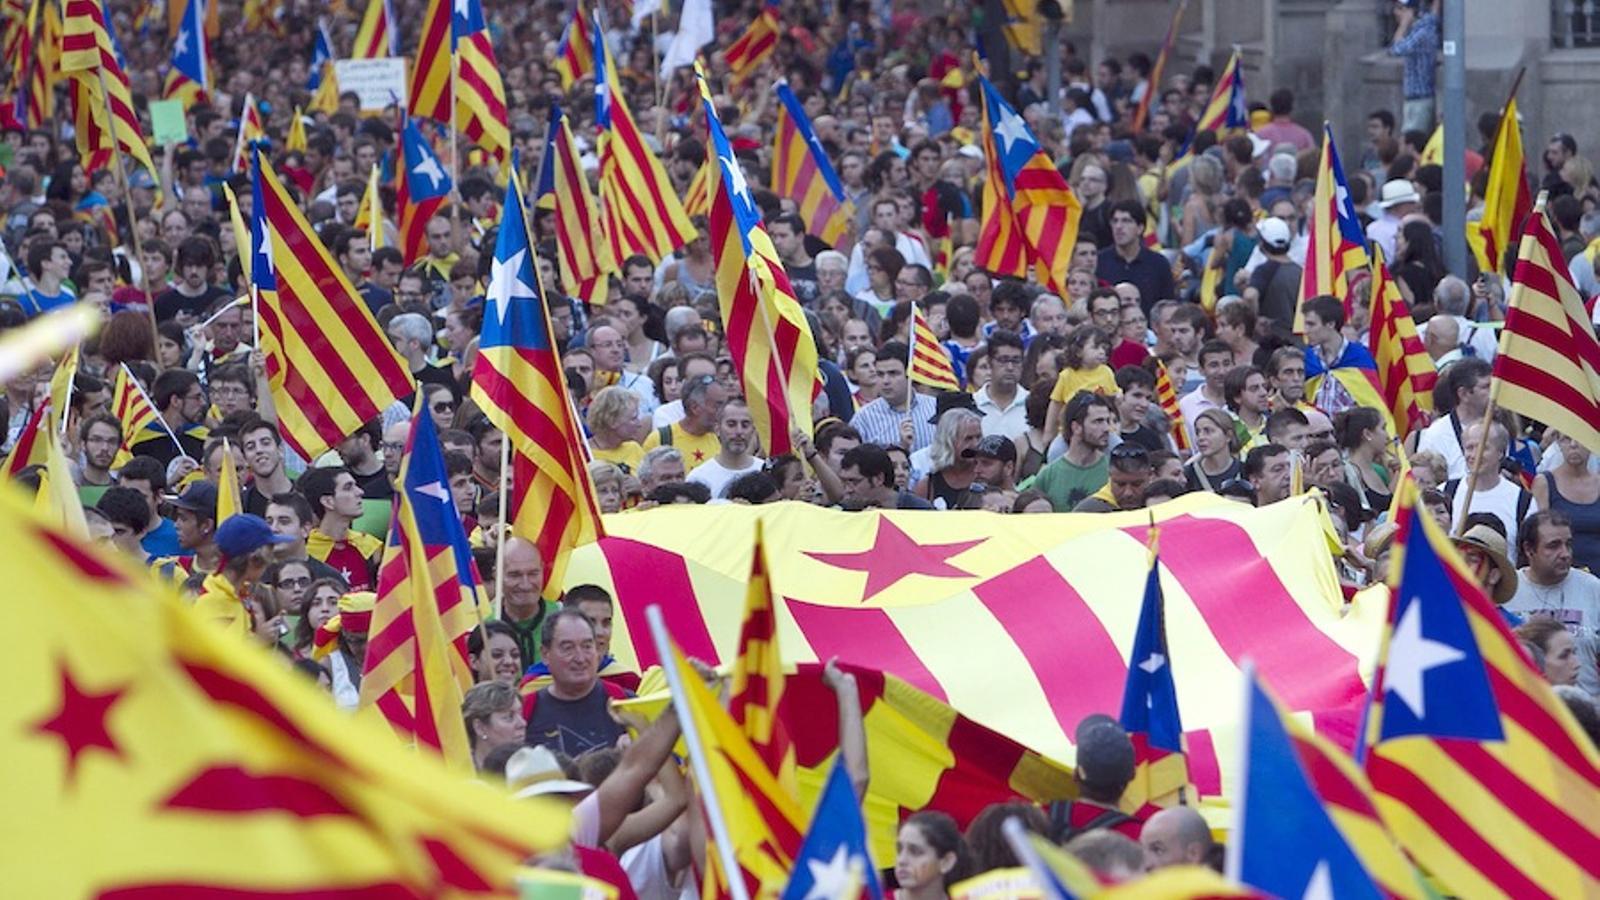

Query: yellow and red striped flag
left=1491, top=198, right=1600, bottom=454
left=451, top=0, right=510, bottom=165
left=772, top=81, right=854, bottom=249
left=597, top=15, right=697, bottom=265
left=698, top=62, right=818, bottom=458
left=1295, top=125, right=1368, bottom=331
left=471, top=166, right=604, bottom=597
left=727, top=520, right=797, bottom=796
left=1, top=401, right=48, bottom=480
left=662, top=623, right=805, bottom=899
left=1468, top=96, right=1532, bottom=276
left=352, top=0, right=396, bottom=58
left=17, top=0, right=60, bottom=130
left=1366, top=245, right=1436, bottom=440
left=396, top=119, right=452, bottom=266
left=724, top=1, right=779, bottom=87
left=110, top=363, right=158, bottom=469
left=536, top=105, right=615, bottom=308
left=229, top=92, right=265, bottom=174
left=407, top=0, right=450, bottom=123
left=60, top=0, right=155, bottom=178
left=1154, top=358, right=1190, bottom=452
left=361, top=404, right=485, bottom=770
left=1, top=0, right=27, bottom=65
left=1362, top=491, right=1600, bottom=898
left=1193, top=49, right=1247, bottom=135
left=355, top=163, right=386, bottom=251
left=251, top=150, right=415, bottom=462
left=910, top=302, right=960, bottom=391
left=975, top=71, right=1081, bottom=296
left=683, top=157, right=713, bottom=218
left=552, top=6, right=594, bottom=89
left=2, top=486, right=568, bottom=897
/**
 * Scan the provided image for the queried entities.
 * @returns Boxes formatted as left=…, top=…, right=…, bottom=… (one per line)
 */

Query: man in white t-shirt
left=1417, top=357, right=1492, bottom=481
left=1507, top=510, right=1600, bottom=696
left=687, top=398, right=762, bottom=499
left=1449, top=419, right=1537, bottom=563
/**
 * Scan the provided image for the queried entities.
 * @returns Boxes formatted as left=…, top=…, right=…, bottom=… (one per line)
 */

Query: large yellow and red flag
left=1296, top=124, right=1368, bottom=330
left=361, top=404, right=486, bottom=770
left=407, top=0, right=450, bottom=123
left=698, top=62, right=818, bottom=458
left=451, top=0, right=509, bottom=164
left=1193, top=49, right=1248, bottom=136
left=0, top=486, right=568, bottom=898
left=597, top=15, right=696, bottom=265
left=110, top=364, right=159, bottom=468
left=1490, top=198, right=1600, bottom=455
left=1362, top=490, right=1600, bottom=898
left=250, top=150, right=415, bottom=462
left=976, top=71, right=1081, bottom=296
left=352, top=0, right=396, bottom=58
left=1468, top=96, right=1532, bottom=276
left=60, top=0, right=155, bottom=178
left=1365, top=246, right=1436, bottom=440
left=910, top=302, right=961, bottom=391
left=727, top=521, right=797, bottom=795
left=724, top=1, right=779, bottom=87
left=772, top=81, right=854, bottom=249
left=471, top=166, right=604, bottom=597
left=536, top=105, right=615, bottom=308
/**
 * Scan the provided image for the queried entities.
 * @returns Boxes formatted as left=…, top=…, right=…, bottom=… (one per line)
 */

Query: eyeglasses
left=990, top=354, right=1024, bottom=367
left=276, top=576, right=311, bottom=590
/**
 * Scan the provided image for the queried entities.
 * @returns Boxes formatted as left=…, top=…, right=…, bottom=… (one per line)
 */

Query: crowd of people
left=6, top=0, right=1600, bottom=893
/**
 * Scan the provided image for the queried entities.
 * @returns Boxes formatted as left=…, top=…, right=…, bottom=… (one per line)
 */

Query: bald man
left=494, top=536, right=557, bottom=668
left=1140, top=806, right=1215, bottom=870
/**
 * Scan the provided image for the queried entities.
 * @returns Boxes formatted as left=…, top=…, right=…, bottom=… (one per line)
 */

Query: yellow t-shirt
left=641, top=421, right=722, bottom=471
left=591, top=441, right=645, bottom=473
left=1050, top=365, right=1119, bottom=404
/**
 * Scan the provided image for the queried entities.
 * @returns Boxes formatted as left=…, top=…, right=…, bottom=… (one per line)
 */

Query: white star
left=1385, top=598, right=1466, bottom=720
left=802, top=846, right=859, bottom=900
left=415, top=480, right=451, bottom=503
left=720, top=154, right=750, bottom=203
left=1301, top=861, right=1334, bottom=900
left=412, top=153, right=445, bottom=190
left=454, top=0, right=471, bottom=18
left=1334, top=183, right=1350, bottom=213
left=174, top=26, right=190, bottom=57
left=995, top=108, right=1030, bottom=154
left=1138, top=651, right=1166, bottom=674
left=256, top=226, right=274, bottom=271
left=339, top=566, right=354, bottom=581
left=486, top=248, right=536, bottom=325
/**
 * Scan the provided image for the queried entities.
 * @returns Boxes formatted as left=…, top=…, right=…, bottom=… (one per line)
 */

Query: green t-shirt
left=1021, top=453, right=1110, bottom=512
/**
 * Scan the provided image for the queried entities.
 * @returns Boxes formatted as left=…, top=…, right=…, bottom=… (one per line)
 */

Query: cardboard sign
left=149, top=98, right=189, bottom=147
left=332, top=58, right=409, bottom=112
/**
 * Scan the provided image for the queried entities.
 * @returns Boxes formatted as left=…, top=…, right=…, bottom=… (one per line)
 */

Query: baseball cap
left=214, top=514, right=296, bottom=559
left=1258, top=217, right=1292, bottom=252
left=974, top=434, right=1017, bottom=463
left=169, top=480, right=219, bottom=519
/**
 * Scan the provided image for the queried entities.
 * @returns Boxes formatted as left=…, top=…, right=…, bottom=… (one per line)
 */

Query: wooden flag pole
left=92, top=65, right=158, bottom=338
left=492, top=432, right=510, bottom=620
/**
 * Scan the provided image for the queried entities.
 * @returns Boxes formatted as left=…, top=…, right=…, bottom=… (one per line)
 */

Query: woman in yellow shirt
left=1042, top=326, right=1119, bottom=440
left=586, top=385, right=646, bottom=473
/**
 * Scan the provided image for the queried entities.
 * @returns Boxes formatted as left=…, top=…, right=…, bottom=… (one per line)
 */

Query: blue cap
left=214, top=513, right=296, bottom=559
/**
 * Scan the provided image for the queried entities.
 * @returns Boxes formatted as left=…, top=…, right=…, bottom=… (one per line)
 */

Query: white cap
left=1378, top=179, right=1423, bottom=208
left=1258, top=217, right=1292, bottom=251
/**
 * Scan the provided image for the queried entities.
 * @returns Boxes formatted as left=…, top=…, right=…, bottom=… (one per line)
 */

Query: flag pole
left=645, top=605, right=753, bottom=900
left=120, top=361, right=193, bottom=460
left=92, top=64, right=159, bottom=338
left=493, top=432, right=509, bottom=620
left=448, top=44, right=462, bottom=238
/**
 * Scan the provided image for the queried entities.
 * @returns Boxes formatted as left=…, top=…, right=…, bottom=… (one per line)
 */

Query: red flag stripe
left=1493, top=357, right=1600, bottom=421
left=605, top=538, right=718, bottom=669
left=786, top=600, right=947, bottom=701
left=1439, top=742, right=1600, bottom=870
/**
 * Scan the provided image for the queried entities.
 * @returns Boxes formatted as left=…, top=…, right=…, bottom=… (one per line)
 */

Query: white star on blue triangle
left=701, top=80, right=762, bottom=255
left=478, top=174, right=550, bottom=353
left=450, top=0, right=485, bottom=51
left=249, top=149, right=276, bottom=292
left=1119, top=562, right=1184, bottom=753
left=396, top=408, right=480, bottom=587
left=401, top=120, right=452, bottom=202
left=980, top=76, right=1044, bottom=200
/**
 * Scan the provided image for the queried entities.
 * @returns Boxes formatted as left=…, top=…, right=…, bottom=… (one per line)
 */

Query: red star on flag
left=33, top=665, right=128, bottom=782
left=805, top=517, right=984, bottom=601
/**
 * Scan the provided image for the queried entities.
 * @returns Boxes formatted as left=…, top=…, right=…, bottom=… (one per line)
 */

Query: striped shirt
left=850, top=393, right=938, bottom=454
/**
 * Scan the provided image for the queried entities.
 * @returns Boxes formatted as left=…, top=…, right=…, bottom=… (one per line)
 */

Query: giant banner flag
left=563, top=494, right=1384, bottom=804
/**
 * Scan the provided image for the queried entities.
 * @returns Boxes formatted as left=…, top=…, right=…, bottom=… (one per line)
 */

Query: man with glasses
left=642, top=366, right=725, bottom=471
left=975, top=330, right=1027, bottom=441
left=139, top=368, right=209, bottom=468
left=393, top=269, right=433, bottom=314
left=1074, top=164, right=1113, bottom=248
left=895, top=264, right=933, bottom=305
left=585, top=323, right=660, bottom=413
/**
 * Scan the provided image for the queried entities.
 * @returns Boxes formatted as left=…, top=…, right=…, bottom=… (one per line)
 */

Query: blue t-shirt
left=140, top=518, right=183, bottom=561
left=19, top=288, right=74, bottom=318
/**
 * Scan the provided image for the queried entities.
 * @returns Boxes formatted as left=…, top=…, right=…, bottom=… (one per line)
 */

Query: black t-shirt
left=525, top=682, right=626, bottom=757
left=154, top=284, right=232, bottom=323
left=354, top=465, right=394, bottom=500
left=1118, top=424, right=1167, bottom=453
left=787, top=260, right=820, bottom=306
left=413, top=360, right=461, bottom=401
